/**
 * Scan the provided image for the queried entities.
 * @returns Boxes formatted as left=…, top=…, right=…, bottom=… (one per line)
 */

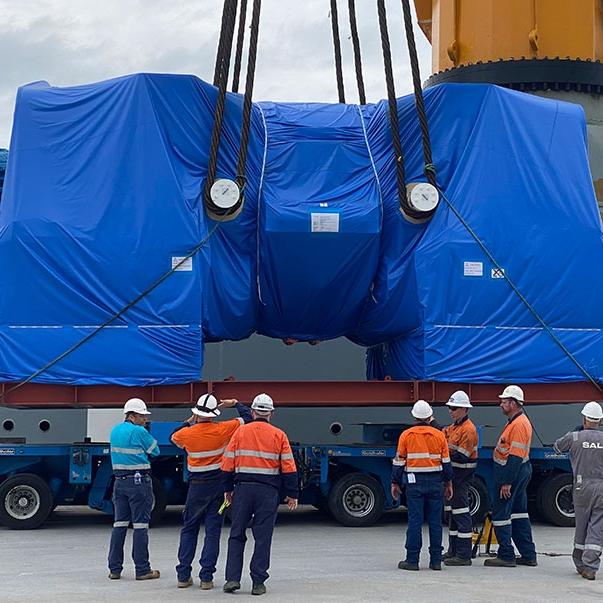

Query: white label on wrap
left=463, top=261, right=483, bottom=277
left=172, top=256, right=193, bottom=272
left=311, top=213, right=339, bottom=233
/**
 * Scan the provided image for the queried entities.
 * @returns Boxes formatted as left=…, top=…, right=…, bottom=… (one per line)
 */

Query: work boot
left=579, top=567, right=596, bottom=581
left=444, top=557, right=472, bottom=566
left=429, top=562, right=442, bottom=571
left=397, top=560, right=419, bottom=571
left=200, top=580, right=214, bottom=590
left=177, top=577, right=193, bottom=588
left=516, top=556, right=538, bottom=567
left=252, top=583, right=267, bottom=596
left=484, top=557, right=516, bottom=568
left=223, top=581, right=241, bottom=593
left=136, top=570, right=161, bottom=580
left=443, top=551, right=455, bottom=560
left=108, top=572, right=121, bottom=580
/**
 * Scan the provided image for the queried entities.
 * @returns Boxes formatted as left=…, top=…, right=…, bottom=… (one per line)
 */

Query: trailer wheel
left=328, top=473, right=385, bottom=527
left=537, top=473, right=575, bottom=527
left=468, top=478, right=489, bottom=523
left=0, top=474, right=54, bottom=530
left=150, top=477, right=167, bottom=525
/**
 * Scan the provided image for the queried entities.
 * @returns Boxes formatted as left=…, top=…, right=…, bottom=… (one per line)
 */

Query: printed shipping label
left=463, top=261, right=483, bottom=277
left=311, top=213, right=339, bottom=233
left=172, top=256, right=193, bottom=272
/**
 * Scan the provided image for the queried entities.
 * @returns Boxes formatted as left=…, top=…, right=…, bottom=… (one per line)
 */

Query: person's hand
left=500, top=484, right=512, bottom=499
left=224, top=491, right=234, bottom=504
left=391, top=483, right=402, bottom=500
left=444, top=482, right=453, bottom=501
left=285, top=497, right=298, bottom=510
left=219, top=399, right=238, bottom=408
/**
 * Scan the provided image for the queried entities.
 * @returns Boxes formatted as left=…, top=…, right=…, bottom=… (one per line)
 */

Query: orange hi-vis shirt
left=493, top=412, right=532, bottom=467
left=172, top=418, right=244, bottom=476
left=443, top=416, right=479, bottom=470
left=393, top=424, right=452, bottom=478
left=222, top=419, right=298, bottom=497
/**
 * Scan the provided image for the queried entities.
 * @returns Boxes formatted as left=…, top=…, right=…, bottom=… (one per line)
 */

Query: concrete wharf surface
left=0, top=507, right=600, bottom=602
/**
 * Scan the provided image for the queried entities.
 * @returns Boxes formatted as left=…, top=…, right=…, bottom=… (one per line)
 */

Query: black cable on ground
left=347, top=0, right=366, bottom=104
left=231, top=0, right=248, bottom=93
left=330, top=0, right=346, bottom=103
left=376, top=0, right=414, bottom=218
left=236, top=0, right=262, bottom=191
left=205, top=0, right=239, bottom=209
left=400, top=0, right=437, bottom=197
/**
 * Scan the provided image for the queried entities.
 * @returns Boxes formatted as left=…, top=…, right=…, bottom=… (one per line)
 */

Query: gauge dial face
left=210, top=179, right=240, bottom=209
left=408, top=182, right=439, bottom=212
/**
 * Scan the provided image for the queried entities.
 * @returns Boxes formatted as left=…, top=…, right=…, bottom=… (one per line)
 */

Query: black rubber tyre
left=328, top=473, right=385, bottom=527
left=0, top=473, right=54, bottom=530
left=537, top=473, right=575, bottom=527
left=150, top=476, right=167, bottom=525
left=468, top=478, right=489, bottom=524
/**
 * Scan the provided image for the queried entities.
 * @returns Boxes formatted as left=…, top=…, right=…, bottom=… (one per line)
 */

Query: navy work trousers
left=446, top=471, right=474, bottom=560
left=225, top=482, right=279, bottom=585
left=404, top=473, right=445, bottom=565
left=108, top=474, right=153, bottom=577
left=492, top=461, right=537, bottom=562
left=176, top=478, right=224, bottom=582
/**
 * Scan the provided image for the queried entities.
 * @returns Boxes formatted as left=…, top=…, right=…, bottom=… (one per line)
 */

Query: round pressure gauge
left=408, top=182, right=439, bottom=213
left=209, top=178, right=240, bottom=210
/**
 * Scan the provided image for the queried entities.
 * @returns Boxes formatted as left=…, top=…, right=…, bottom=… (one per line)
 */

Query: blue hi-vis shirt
left=110, top=421, right=160, bottom=474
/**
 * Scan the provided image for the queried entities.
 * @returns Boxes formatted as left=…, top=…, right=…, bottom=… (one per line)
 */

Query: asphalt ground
left=0, top=506, right=600, bottom=602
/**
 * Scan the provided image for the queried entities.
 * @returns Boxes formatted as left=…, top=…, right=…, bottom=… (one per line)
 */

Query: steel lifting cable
left=347, top=0, right=366, bottom=104
left=231, top=0, right=248, bottom=93
left=330, top=0, right=346, bottom=103
left=205, top=0, right=239, bottom=210
left=213, top=0, right=235, bottom=86
left=235, top=0, right=262, bottom=192
left=400, top=0, right=436, bottom=192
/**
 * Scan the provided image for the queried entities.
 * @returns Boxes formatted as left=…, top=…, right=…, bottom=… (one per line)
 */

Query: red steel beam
left=0, top=380, right=600, bottom=409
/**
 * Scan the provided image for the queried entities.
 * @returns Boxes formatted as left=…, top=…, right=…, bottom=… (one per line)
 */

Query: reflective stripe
left=577, top=475, right=583, bottom=485
left=133, top=523, right=149, bottom=529
left=452, top=462, right=478, bottom=469
left=448, top=530, right=458, bottom=536
left=112, top=447, right=144, bottom=454
left=235, top=466, right=280, bottom=475
left=510, top=513, right=530, bottom=520
left=392, top=458, right=405, bottom=466
left=113, top=521, right=129, bottom=528
left=522, top=457, right=530, bottom=463
left=224, top=451, right=235, bottom=458
left=112, top=463, right=150, bottom=470
left=407, top=452, right=441, bottom=459
left=441, top=457, right=451, bottom=463
left=496, top=446, right=509, bottom=453
left=237, top=418, right=245, bottom=425
left=146, top=441, right=158, bottom=454
left=188, top=447, right=226, bottom=458
left=573, top=432, right=579, bottom=441
left=235, top=449, right=280, bottom=460
left=492, top=519, right=512, bottom=527
left=585, top=544, right=603, bottom=552
left=457, top=532, right=473, bottom=539
left=574, top=543, right=585, bottom=550
left=406, top=466, right=442, bottom=473
left=452, top=507, right=470, bottom=515
left=449, top=444, right=474, bottom=457
left=281, top=453, right=294, bottom=460
left=511, top=441, right=529, bottom=451
left=188, top=462, right=222, bottom=472
left=493, top=458, right=507, bottom=466
left=444, top=506, right=452, bottom=512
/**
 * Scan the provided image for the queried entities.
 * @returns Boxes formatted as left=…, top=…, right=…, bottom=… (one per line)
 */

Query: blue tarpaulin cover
left=0, top=74, right=601, bottom=384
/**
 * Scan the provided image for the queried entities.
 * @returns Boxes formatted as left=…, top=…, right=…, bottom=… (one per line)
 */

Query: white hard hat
left=498, top=385, right=525, bottom=404
left=411, top=399, right=433, bottom=420
left=446, top=390, right=472, bottom=408
left=123, top=398, right=151, bottom=415
left=251, top=393, right=274, bottom=413
left=581, top=401, right=603, bottom=421
left=192, top=393, right=221, bottom=418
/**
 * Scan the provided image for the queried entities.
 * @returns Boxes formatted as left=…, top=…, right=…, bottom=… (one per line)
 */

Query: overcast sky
left=0, top=0, right=432, bottom=148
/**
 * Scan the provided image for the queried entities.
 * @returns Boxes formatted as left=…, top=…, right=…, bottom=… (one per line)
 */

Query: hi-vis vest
left=493, top=412, right=532, bottom=466
left=393, top=425, right=451, bottom=473
left=171, top=418, right=244, bottom=475
left=110, top=421, right=160, bottom=473
left=443, top=417, right=479, bottom=470
left=222, top=420, right=296, bottom=478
